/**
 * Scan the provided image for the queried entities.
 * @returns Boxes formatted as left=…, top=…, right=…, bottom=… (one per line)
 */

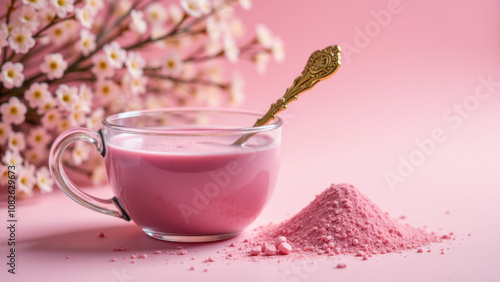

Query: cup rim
left=101, top=107, right=283, bottom=135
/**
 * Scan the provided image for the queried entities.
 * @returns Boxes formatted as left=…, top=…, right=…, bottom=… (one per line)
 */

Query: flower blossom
left=91, top=53, right=115, bottom=78
left=162, top=52, right=184, bottom=75
left=223, top=36, right=239, bottom=63
left=40, top=53, right=68, bottom=80
left=56, top=84, right=79, bottom=110
left=22, top=0, right=47, bottom=10
left=256, top=24, right=274, bottom=48
left=27, top=127, right=51, bottom=149
left=2, top=150, right=23, bottom=166
left=125, top=52, right=145, bottom=77
left=36, top=167, right=54, bottom=193
left=7, top=131, right=26, bottom=152
left=18, top=5, right=40, bottom=31
left=145, top=3, right=168, bottom=25
left=0, top=62, right=25, bottom=89
left=51, top=0, right=75, bottom=18
left=76, top=5, right=96, bottom=29
left=0, top=97, right=27, bottom=125
left=181, top=0, right=202, bottom=18
left=129, top=9, right=147, bottom=35
left=103, top=41, right=126, bottom=68
left=77, top=29, right=97, bottom=56
left=8, top=27, right=36, bottom=54
left=239, top=0, right=252, bottom=10
left=24, top=82, right=51, bottom=108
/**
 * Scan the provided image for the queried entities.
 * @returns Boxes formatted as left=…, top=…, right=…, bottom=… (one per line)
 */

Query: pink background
left=2, top=0, right=500, bottom=281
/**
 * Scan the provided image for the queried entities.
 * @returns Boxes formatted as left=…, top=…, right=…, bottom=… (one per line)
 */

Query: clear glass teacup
left=49, top=108, right=282, bottom=242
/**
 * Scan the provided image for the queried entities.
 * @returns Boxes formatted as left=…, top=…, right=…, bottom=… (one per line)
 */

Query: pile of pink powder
left=246, top=183, right=442, bottom=258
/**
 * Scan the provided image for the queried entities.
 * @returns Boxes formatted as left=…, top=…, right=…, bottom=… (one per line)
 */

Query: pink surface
left=2, top=0, right=500, bottom=281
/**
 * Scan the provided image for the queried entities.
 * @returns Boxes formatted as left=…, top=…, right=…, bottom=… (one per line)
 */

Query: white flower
left=51, top=0, right=74, bottom=18
left=76, top=5, right=96, bottom=29
left=129, top=9, right=147, bottom=35
left=36, top=166, right=53, bottom=193
left=125, top=51, right=145, bottom=77
left=18, top=5, right=40, bottom=31
left=68, top=109, right=87, bottom=126
left=169, top=4, right=184, bottom=24
left=24, top=82, right=51, bottom=108
left=0, top=97, right=27, bottom=125
left=122, top=73, right=148, bottom=96
left=239, top=0, right=252, bottom=10
left=36, top=94, right=56, bottom=115
left=162, top=52, right=184, bottom=75
left=180, top=0, right=202, bottom=18
left=0, top=62, right=25, bottom=89
left=41, top=108, right=61, bottom=129
left=8, top=27, right=35, bottom=54
left=223, top=36, right=239, bottom=63
left=72, top=99, right=91, bottom=114
left=86, top=108, right=104, bottom=130
left=40, top=53, right=68, bottom=80
left=86, top=0, right=104, bottom=12
left=56, top=118, right=71, bottom=133
left=229, top=72, right=244, bottom=106
left=27, top=126, right=51, bottom=148
left=94, top=80, right=119, bottom=106
left=76, top=29, right=96, bottom=56
left=206, top=16, right=222, bottom=41
left=272, top=37, right=285, bottom=62
left=24, top=148, right=47, bottom=165
left=256, top=24, right=274, bottom=48
left=145, top=3, right=168, bottom=25
left=229, top=18, right=245, bottom=38
left=254, top=51, right=270, bottom=74
left=7, top=131, right=26, bottom=152
left=2, top=150, right=23, bottom=166
left=0, top=122, right=12, bottom=145
left=198, top=0, right=212, bottom=15
left=72, top=141, right=90, bottom=165
left=78, top=83, right=93, bottom=104
left=22, top=0, right=47, bottom=10
left=91, top=53, right=115, bottom=78
left=56, top=84, right=79, bottom=110
left=103, top=41, right=126, bottom=68
left=18, top=166, right=35, bottom=195
left=46, top=20, right=77, bottom=47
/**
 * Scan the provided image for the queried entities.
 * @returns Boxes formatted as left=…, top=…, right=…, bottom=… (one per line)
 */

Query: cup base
left=142, top=228, right=240, bottom=242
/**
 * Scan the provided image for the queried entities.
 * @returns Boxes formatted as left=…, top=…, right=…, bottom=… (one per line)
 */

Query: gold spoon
left=233, top=45, right=342, bottom=146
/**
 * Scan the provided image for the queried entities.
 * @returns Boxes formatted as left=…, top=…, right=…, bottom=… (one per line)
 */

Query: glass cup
left=49, top=108, right=282, bottom=242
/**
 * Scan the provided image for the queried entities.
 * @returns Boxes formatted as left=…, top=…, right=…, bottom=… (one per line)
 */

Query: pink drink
left=105, top=134, right=280, bottom=236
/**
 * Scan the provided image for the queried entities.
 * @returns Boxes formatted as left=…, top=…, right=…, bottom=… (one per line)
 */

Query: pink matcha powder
left=244, top=183, right=442, bottom=258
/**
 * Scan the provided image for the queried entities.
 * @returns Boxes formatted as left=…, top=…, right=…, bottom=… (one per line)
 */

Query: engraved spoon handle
left=233, top=45, right=342, bottom=146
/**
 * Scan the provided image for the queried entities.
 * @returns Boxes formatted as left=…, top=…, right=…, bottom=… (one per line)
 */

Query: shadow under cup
left=49, top=108, right=282, bottom=242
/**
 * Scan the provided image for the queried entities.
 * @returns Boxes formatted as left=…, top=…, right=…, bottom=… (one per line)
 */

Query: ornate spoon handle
left=233, top=45, right=341, bottom=146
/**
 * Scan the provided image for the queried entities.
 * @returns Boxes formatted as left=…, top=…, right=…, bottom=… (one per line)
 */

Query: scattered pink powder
left=65, top=256, right=71, bottom=259
left=337, top=263, right=347, bottom=268
left=252, top=184, right=440, bottom=256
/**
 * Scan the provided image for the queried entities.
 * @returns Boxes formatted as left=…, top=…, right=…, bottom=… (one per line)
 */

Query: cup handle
left=49, top=128, right=130, bottom=221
